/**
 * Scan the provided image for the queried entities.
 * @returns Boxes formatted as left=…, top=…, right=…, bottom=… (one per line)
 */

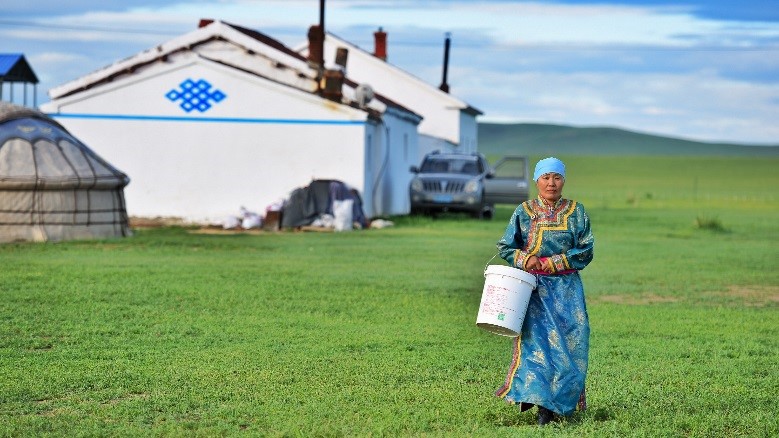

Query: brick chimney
left=307, top=25, right=324, bottom=68
left=373, top=27, right=387, bottom=61
left=322, top=69, right=344, bottom=102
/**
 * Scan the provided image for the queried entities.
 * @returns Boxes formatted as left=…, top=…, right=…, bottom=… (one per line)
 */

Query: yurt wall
left=0, top=102, right=131, bottom=243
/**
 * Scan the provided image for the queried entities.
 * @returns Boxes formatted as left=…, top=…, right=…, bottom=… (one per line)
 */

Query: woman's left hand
left=539, top=257, right=554, bottom=273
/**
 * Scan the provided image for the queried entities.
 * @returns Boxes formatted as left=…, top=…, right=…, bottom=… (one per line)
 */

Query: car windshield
left=420, top=158, right=481, bottom=175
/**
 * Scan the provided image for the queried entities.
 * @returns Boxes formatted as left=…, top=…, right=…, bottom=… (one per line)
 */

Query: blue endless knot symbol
left=165, top=79, right=226, bottom=113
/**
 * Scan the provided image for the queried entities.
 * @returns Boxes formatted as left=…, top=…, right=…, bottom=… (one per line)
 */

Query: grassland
left=1, top=156, right=777, bottom=437
left=478, top=122, right=779, bottom=156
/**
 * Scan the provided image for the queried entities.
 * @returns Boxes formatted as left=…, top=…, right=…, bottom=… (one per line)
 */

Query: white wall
left=363, top=108, right=419, bottom=216
left=43, top=56, right=370, bottom=223
left=56, top=118, right=367, bottom=222
left=459, top=110, right=479, bottom=154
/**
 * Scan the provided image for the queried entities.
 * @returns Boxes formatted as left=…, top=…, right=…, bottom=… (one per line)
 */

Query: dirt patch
left=704, top=285, right=779, bottom=307
left=190, top=225, right=339, bottom=235
left=129, top=216, right=189, bottom=228
left=593, top=293, right=681, bottom=305
left=189, top=227, right=267, bottom=235
left=593, top=285, right=779, bottom=307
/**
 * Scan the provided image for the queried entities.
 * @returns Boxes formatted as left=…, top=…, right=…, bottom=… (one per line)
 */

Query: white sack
left=242, top=214, right=262, bottom=229
left=332, top=199, right=354, bottom=232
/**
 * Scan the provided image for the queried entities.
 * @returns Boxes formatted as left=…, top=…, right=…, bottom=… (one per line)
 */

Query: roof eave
left=318, top=33, right=479, bottom=112
left=48, top=20, right=312, bottom=100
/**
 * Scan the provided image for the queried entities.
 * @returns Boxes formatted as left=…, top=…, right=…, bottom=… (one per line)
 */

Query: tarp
left=281, top=179, right=368, bottom=229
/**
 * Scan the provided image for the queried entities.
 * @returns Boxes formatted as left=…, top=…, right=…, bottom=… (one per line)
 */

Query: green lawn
left=1, top=156, right=777, bottom=437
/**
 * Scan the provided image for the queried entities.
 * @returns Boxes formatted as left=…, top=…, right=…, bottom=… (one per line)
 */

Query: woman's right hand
left=525, top=255, right=542, bottom=271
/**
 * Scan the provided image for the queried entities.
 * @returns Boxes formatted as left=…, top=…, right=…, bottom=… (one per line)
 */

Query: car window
left=493, top=158, right=527, bottom=178
left=420, top=159, right=450, bottom=173
left=420, top=158, right=481, bottom=175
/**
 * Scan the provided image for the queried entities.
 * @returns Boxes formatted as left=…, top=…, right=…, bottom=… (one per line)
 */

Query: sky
left=1, top=0, right=778, bottom=145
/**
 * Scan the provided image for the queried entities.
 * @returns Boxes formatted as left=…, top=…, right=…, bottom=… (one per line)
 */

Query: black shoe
left=537, top=406, right=555, bottom=426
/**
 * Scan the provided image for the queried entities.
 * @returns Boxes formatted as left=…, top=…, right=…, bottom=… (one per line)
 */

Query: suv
left=409, top=152, right=530, bottom=219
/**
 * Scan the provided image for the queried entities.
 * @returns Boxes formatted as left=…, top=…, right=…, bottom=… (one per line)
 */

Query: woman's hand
left=525, top=255, right=542, bottom=271
left=540, top=257, right=554, bottom=273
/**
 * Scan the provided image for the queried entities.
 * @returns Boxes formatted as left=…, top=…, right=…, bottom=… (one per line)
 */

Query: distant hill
left=478, top=122, right=779, bottom=156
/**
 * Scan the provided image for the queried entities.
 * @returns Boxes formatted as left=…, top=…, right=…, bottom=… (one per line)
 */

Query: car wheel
left=473, top=191, right=494, bottom=219
left=474, top=203, right=494, bottom=220
left=482, top=204, right=494, bottom=220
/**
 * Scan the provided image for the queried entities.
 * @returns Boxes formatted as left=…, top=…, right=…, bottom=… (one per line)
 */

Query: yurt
left=0, top=102, right=131, bottom=243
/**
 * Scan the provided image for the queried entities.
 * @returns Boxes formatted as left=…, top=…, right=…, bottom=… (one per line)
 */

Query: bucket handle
left=484, top=252, right=500, bottom=274
left=484, top=252, right=540, bottom=290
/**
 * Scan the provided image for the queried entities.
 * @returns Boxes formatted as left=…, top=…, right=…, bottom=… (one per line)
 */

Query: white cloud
left=1, top=0, right=777, bottom=144
left=469, top=69, right=779, bottom=144
left=30, top=51, right=88, bottom=64
left=2, top=27, right=165, bottom=44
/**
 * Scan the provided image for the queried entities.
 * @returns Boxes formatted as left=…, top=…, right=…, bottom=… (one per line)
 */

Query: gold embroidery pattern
left=550, top=254, right=568, bottom=272
left=496, top=336, right=523, bottom=398
left=523, top=198, right=577, bottom=257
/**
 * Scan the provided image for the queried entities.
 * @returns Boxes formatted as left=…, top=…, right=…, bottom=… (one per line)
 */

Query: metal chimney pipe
left=439, top=32, right=451, bottom=93
left=313, top=0, right=326, bottom=93
left=319, top=0, right=325, bottom=33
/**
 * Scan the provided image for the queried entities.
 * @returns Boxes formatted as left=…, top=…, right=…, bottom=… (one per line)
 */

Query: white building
left=41, top=19, right=421, bottom=223
left=298, top=29, right=482, bottom=162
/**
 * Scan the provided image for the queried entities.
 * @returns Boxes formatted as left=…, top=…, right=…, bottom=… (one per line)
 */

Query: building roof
left=311, top=32, right=482, bottom=116
left=0, top=54, right=39, bottom=84
left=46, top=20, right=420, bottom=121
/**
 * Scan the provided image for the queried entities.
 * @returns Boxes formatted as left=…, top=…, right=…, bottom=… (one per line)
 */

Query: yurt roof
left=0, top=101, right=129, bottom=190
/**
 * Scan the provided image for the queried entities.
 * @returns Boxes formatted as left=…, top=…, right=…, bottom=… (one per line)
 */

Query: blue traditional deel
left=494, top=195, right=595, bottom=416
left=165, top=78, right=226, bottom=113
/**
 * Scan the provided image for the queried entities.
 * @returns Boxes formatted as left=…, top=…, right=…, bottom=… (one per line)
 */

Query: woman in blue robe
left=494, top=157, right=594, bottom=425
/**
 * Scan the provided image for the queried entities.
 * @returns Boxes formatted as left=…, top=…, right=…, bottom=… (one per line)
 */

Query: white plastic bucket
left=476, top=265, right=537, bottom=337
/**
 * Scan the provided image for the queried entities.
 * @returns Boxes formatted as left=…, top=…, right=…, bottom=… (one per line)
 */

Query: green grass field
left=1, top=156, right=777, bottom=437
left=478, top=122, right=779, bottom=156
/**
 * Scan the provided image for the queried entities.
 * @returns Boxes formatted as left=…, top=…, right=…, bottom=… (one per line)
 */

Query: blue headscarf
left=533, top=157, right=566, bottom=181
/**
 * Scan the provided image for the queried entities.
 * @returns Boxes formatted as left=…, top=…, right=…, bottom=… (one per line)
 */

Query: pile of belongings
left=222, top=206, right=263, bottom=230
left=280, top=180, right=368, bottom=231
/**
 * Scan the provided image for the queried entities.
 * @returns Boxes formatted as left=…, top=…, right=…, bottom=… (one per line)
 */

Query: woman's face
left=536, top=172, right=565, bottom=203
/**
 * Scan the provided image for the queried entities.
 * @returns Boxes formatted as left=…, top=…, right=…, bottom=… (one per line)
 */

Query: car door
left=483, top=156, right=530, bottom=205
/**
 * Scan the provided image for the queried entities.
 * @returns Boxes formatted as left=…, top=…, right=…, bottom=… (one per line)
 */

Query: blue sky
left=1, top=0, right=777, bottom=144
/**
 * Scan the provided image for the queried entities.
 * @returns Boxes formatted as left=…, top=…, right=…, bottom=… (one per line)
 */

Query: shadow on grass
left=483, top=409, right=536, bottom=427
left=564, top=407, right=612, bottom=424
left=484, top=406, right=612, bottom=429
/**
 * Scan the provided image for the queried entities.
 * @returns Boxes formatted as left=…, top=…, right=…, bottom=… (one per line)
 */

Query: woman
left=494, top=157, right=594, bottom=425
